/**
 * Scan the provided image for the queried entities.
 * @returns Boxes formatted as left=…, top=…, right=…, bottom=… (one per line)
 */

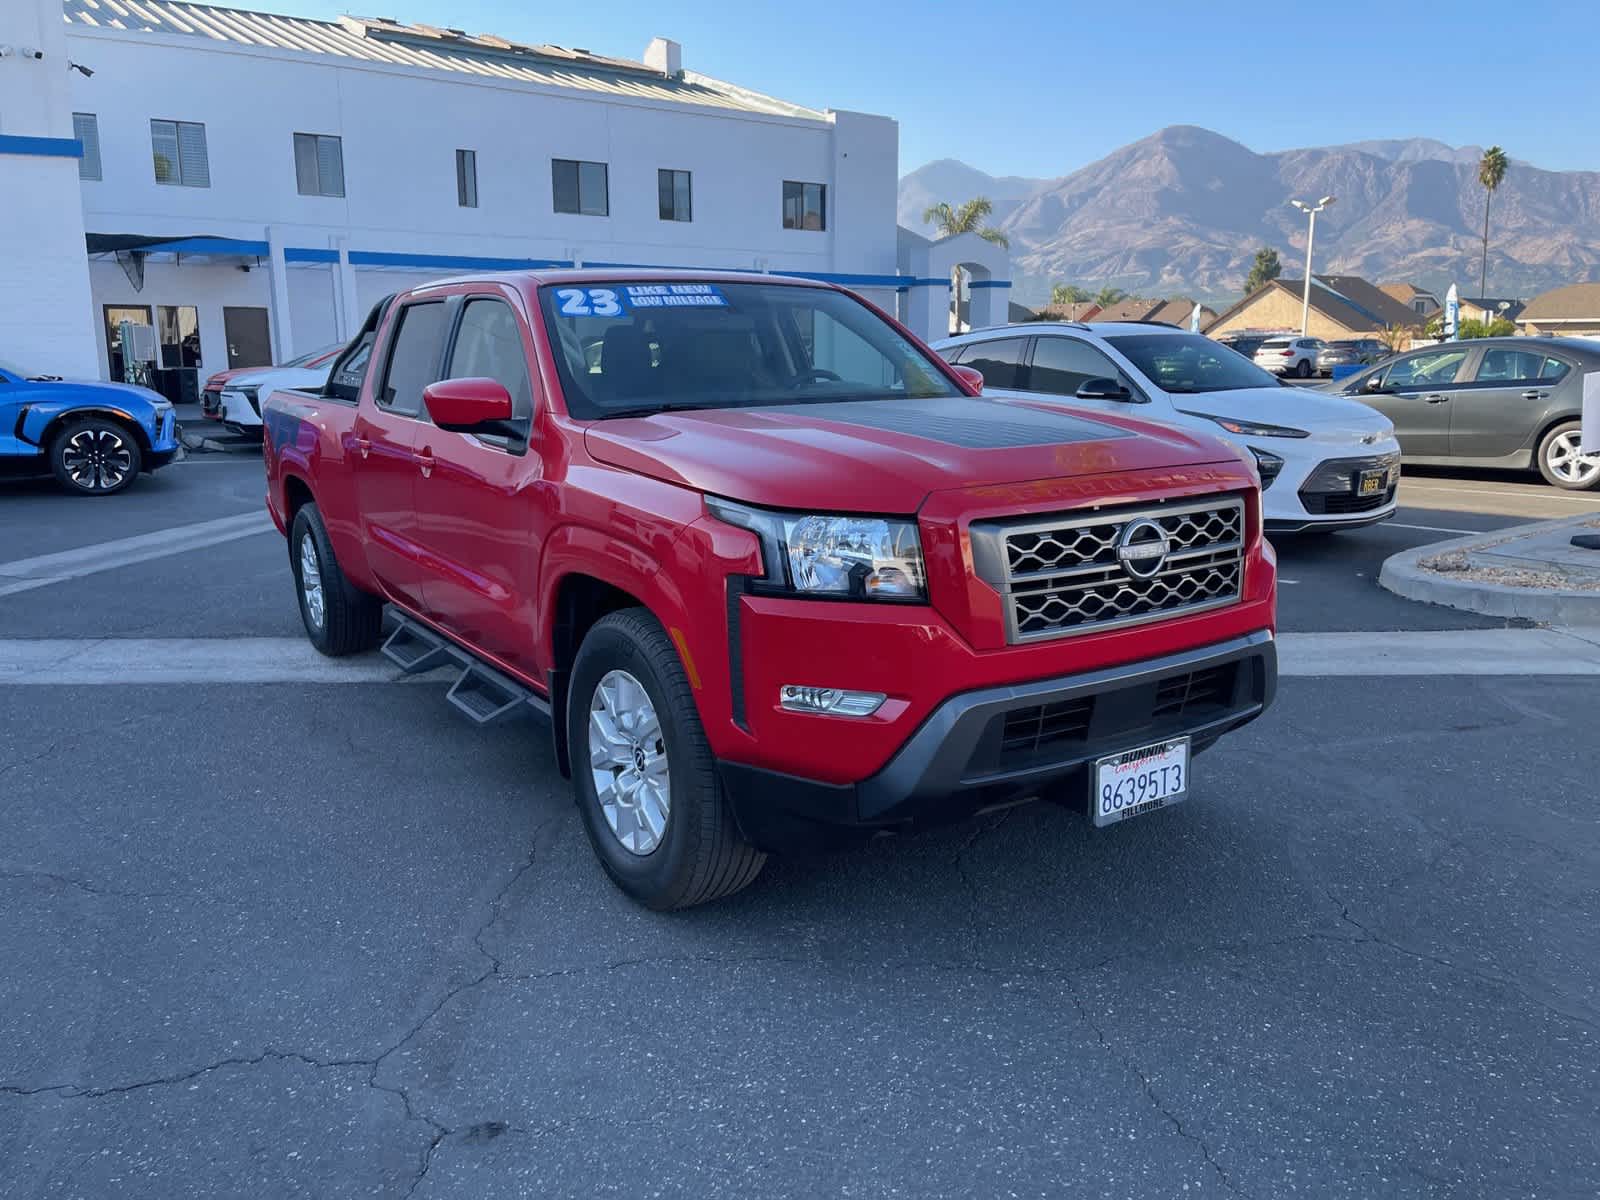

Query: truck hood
left=1171, top=386, right=1393, bottom=440
left=582, top=396, right=1236, bottom=512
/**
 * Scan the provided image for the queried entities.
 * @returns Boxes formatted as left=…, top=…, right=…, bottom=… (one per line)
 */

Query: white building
left=0, top=0, right=1012, bottom=393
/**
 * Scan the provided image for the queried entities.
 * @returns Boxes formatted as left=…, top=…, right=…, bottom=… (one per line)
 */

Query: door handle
left=354, top=436, right=371, bottom=458
left=416, top=448, right=435, bottom=478
left=1522, top=390, right=1547, bottom=401
left=1424, top=394, right=1449, bottom=404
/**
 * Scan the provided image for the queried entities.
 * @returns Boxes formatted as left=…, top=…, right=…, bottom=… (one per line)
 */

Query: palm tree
left=1477, top=146, right=1509, bottom=299
left=923, top=197, right=1010, bottom=331
left=1051, top=283, right=1091, bottom=318
left=1094, top=285, right=1127, bottom=310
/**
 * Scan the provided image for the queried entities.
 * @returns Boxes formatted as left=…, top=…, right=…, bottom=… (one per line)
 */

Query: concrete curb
left=1379, top=513, right=1600, bottom=626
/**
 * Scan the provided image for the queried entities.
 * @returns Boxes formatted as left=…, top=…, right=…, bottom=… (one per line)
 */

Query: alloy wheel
left=1546, top=431, right=1600, bottom=488
left=299, top=533, right=326, bottom=630
left=588, top=669, right=670, bottom=855
left=61, top=428, right=133, bottom=492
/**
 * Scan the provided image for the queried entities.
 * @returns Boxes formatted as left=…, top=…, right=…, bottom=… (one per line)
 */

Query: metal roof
left=61, top=0, right=827, bottom=120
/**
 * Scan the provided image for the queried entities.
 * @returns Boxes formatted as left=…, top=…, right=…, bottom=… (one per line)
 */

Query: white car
left=935, top=323, right=1401, bottom=533
left=216, top=345, right=345, bottom=435
left=1252, top=335, right=1324, bottom=379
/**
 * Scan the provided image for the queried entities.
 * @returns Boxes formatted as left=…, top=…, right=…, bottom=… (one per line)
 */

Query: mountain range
left=897, top=126, right=1600, bottom=310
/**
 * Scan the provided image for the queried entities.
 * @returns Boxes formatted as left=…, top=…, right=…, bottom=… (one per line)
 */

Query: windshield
left=283, top=343, right=342, bottom=369
left=538, top=280, right=960, bottom=419
left=1106, top=333, right=1283, bottom=394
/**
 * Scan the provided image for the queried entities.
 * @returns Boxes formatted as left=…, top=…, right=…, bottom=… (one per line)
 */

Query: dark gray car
left=1327, top=336, right=1600, bottom=489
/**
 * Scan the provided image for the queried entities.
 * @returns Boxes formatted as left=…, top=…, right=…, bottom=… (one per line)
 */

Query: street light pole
left=1289, top=195, right=1336, bottom=336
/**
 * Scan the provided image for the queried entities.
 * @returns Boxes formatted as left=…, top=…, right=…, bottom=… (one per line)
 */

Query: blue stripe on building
left=0, top=135, right=84, bottom=159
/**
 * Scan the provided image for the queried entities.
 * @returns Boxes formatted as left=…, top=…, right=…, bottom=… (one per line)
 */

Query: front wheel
left=289, top=502, right=385, bottom=655
left=567, top=608, right=765, bottom=909
left=1537, top=421, right=1600, bottom=491
left=50, top=418, right=142, bottom=495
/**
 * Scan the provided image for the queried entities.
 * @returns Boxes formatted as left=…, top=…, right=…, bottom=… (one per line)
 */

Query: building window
left=782, top=180, right=826, bottom=231
left=456, top=148, right=478, bottom=209
left=74, top=112, right=101, bottom=181
left=552, top=158, right=608, bottom=216
left=658, top=169, right=692, bottom=222
left=150, top=119, right=210, bottom=188
left=157, top=305, right=201, bottom=369
left=294, top=132, right=345, bottom=198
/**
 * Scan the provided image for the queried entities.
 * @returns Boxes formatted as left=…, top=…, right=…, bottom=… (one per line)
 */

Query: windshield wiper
left=591, top=401, right=722, bottom=420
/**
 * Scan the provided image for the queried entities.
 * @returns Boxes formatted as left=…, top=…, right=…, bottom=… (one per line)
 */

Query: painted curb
left=1378, top=513, right=1600, bottom=626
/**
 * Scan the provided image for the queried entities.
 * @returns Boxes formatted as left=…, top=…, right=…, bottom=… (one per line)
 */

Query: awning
left=86, top=233, right=270, bottom=256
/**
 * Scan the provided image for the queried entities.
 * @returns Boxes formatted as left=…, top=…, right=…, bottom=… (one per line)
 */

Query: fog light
left=1248, top=446, right=1285, bottom=490
left=780, top=685, right=886, bottom=717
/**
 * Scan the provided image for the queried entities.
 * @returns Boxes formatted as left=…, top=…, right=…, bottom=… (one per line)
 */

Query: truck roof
left=412, top=267, right=835, bottom=295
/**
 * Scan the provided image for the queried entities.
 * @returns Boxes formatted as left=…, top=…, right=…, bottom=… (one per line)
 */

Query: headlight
left=1182, top=412, right=1309, bottom=439
left=707, top=498, right=927, bottom=601
left=1247, top=446, right=1284, bottom=490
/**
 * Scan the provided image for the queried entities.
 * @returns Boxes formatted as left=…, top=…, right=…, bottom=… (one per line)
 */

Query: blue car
left=0, top=358, right=182, bottom=495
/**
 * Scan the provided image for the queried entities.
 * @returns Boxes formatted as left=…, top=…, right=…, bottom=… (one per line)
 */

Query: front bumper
left=719, top=630, right=1276, bottom=852
left=1262, top=447, right=1399, bottom=531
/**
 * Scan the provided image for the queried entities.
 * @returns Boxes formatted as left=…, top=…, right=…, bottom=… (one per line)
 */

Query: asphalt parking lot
left=3, top=443, right=1597, bottom=1198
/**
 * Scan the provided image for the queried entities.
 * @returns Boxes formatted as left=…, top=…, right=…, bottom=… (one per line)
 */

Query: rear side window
left=1541, top=357, right=1571, bottom=382
left=960, top=338, right=1028, bottom=390
left=378, top=301, right=447, bottom=415
left=447, top=299, right=534, bottom=418
left=1027, top=337, right=1123, bottom=396
left=1475, top=348, right=1548, bottom=383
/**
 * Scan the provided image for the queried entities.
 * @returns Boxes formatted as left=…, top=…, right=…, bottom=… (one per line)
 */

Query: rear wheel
left=1295, top=358, right=1312, bottom=379
left=567, top=608, right=765, bottom=909
left=1537, top=421, right=1600, bottom=490
left=289, top=502, right=385, bottom=655
left=50, top=418, right=141, bottom=496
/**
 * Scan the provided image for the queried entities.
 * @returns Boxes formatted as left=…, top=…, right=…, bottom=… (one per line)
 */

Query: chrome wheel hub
left=62, top=428, right=132, bottom=491
left=588, top=669, right=670, bottom=855
left=1548, top=431, right=1600, bottom=486
left=299, top=534, right=325, bottom=630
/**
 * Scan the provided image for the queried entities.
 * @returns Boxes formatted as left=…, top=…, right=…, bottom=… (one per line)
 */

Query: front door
left=1019, top=334, right=1147, bottom=417
left=1365, top=346, right=1470, bottom=458
left=351, top=298, right=449, bottom=611
left=411, top=293, right=543, bottom=677
left=1449, top=345, right=1572, bottom=461
left=223, top=306, right=272, bottom=369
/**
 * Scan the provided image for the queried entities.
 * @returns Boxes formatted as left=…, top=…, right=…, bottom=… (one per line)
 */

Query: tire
left=1536, top=421, right=1600, bottom=491
left=289, top=502, right=385, bottom=656
left=567, top=608, right=765, bottom=910
left=50, top=417, right=142, bottom=496
left=1295, top=358, right=1312, bottom=379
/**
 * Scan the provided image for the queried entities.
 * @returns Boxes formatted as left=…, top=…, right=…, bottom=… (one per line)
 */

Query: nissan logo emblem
left=1115, top=518, right=1170, bottom=580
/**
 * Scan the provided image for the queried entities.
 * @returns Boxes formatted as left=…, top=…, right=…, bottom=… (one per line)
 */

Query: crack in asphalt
left=0, top=865, right=168, bottom=903
left=1324, top=887, right=1598, bottom=1035
left=1060, top=974, right=1240, bottom=1196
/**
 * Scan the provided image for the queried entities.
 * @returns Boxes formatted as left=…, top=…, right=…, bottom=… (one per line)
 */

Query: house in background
left=1379, top=283, right=1441, bottom=319
left=1041, top=296, right=1214, bottom=327
left=1205, top=275, right=1421, bottom=341
left=1459, top=296, right=1526, bottom=326
left=1515, top=284, right=1600, bottom=338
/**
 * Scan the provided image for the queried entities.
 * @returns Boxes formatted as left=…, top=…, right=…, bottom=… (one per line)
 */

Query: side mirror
left=423, top=377, right=515, bottom=432
left=1076, top=377, right=1133, bottom=402
left=1363, top=375, right=1389, bottom=394
left=949, top=364, right=985, bottom=394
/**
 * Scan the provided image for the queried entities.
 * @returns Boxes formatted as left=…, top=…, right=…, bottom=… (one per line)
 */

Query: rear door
left=351, top=298, right=449, bottom=610
left=1365, top=346, right=1470, bottom=457
left=954, top=336, right=1031, bottom=396
left=411, top=289, right=543, bottom=675
left=1449, top=345, right=1573, bottom=460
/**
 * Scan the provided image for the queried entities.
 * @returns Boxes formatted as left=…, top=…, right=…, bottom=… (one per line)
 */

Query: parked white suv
left=936, top=322, right=1401, bottom=533
left=1253, top=335, right=1324, bottom=379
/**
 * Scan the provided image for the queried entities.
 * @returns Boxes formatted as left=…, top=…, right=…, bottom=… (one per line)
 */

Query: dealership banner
left=1584, top=372, right=1600, bottom=455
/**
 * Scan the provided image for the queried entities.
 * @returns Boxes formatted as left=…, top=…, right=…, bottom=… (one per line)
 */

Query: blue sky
left=265, top=0, right=1596, bottom=177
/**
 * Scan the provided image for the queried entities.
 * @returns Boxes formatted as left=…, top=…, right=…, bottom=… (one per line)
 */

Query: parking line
left=1387, top=522, right=1480, bottom=535
left=3, top=629, right=1600, bottom=686
left=1402, top=482, right=1600, bottom=505
left=0, top=512, right=275, bottom=599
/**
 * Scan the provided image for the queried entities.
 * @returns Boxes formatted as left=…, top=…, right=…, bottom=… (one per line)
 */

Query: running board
left=382, top=615, right=550, bottom=726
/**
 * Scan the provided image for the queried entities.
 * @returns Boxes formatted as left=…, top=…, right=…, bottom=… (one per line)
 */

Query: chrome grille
left=971, top=496, right=1246, bottom=643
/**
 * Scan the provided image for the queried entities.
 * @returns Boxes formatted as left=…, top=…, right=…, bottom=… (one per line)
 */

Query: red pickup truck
left=263, top=270, right=1276, bottom=909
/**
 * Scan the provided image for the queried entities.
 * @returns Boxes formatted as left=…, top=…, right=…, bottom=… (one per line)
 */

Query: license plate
left=1091, top=737, right=1189, bottom=827
left=1357, top=469, right=1386, bottom=496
